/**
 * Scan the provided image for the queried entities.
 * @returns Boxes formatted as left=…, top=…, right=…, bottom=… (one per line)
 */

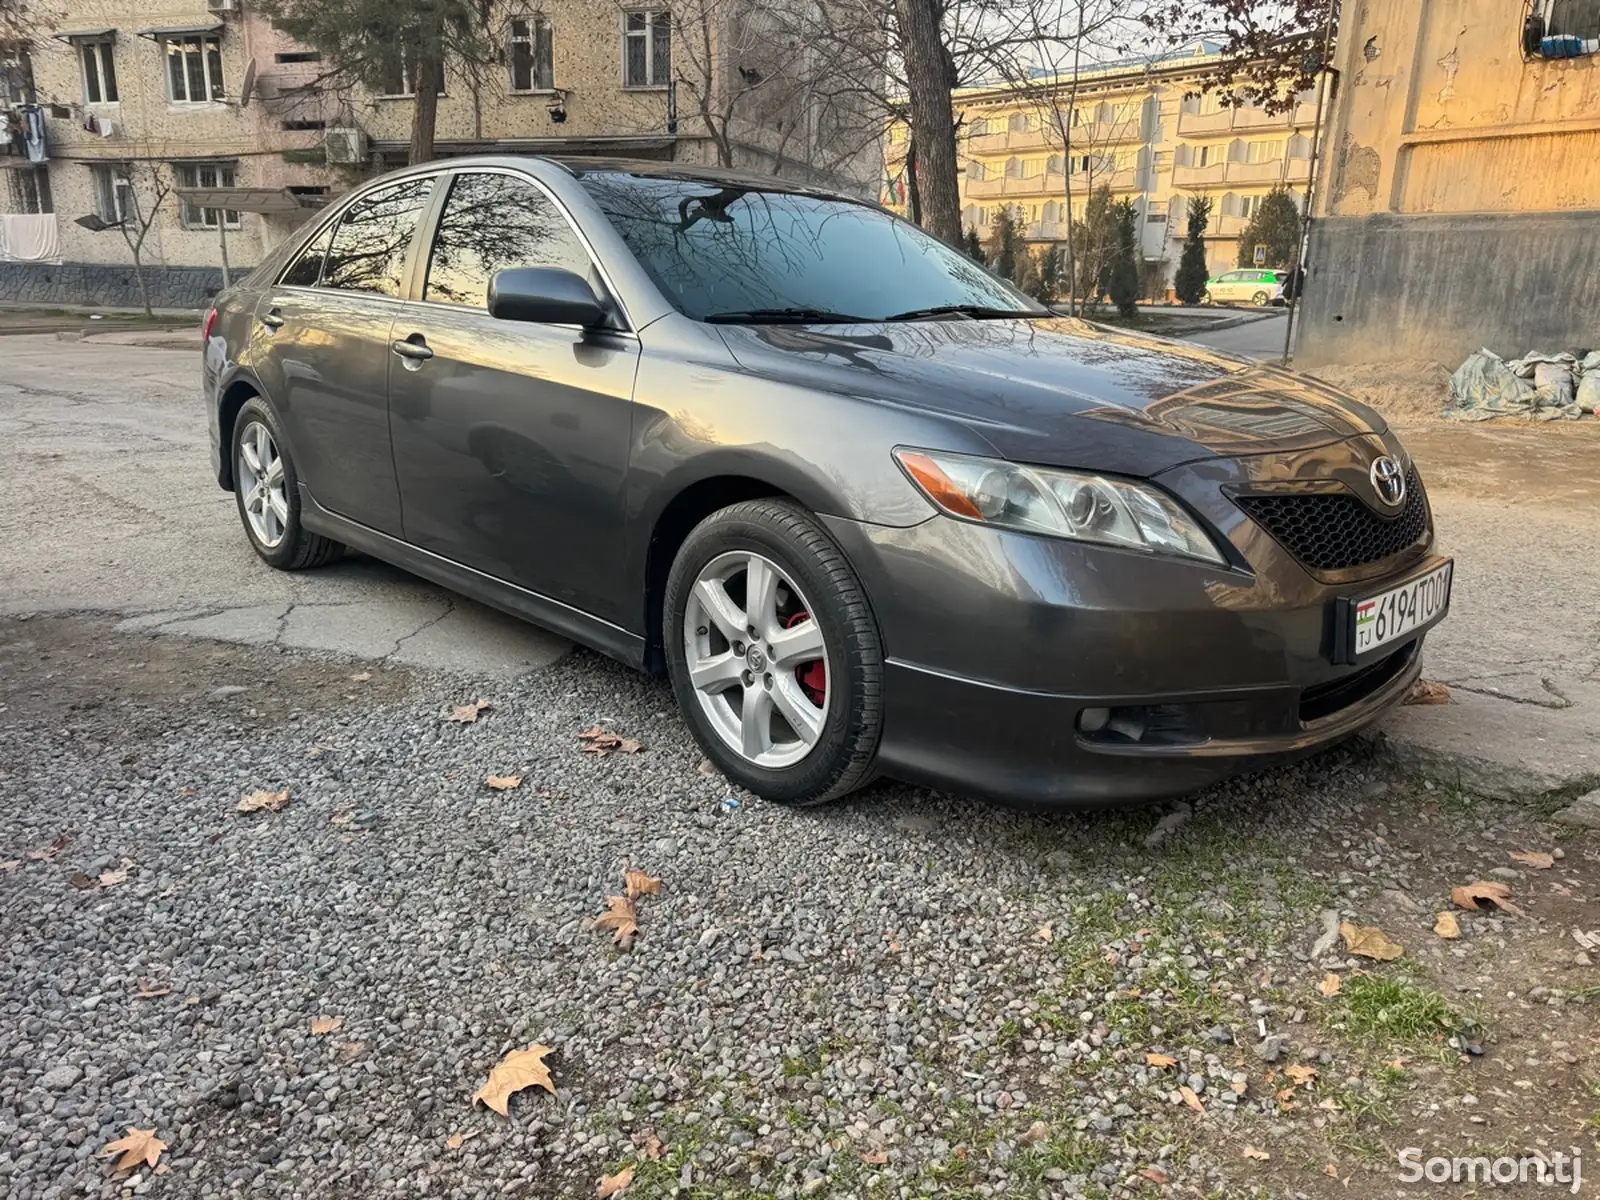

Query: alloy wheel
left=237, top=421, right=289, bottom=549
left=683, top=550, right=830, bottom=769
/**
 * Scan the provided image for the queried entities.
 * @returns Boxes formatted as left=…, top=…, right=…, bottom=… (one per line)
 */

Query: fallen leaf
left=68, top=871, right=96, bottom=890
left=311, top=1016, right=344, bottom=1036
left=449, top=700, right=492, bottom=723
left=101, top=1128, right=166, bottom=1173
left=1146, top=1053, right=1178, bottom=1069
left=1179, top=1085, right=1205, bottom=1114
left=446, top=1131, right=480, bottom=1150
left=338, top=1041, right=366, bottom=1062
left=1243, top=1147, right=1271, bottom=1161
left=593, top=895, right=640, bottom=948
left=485, top=775, right=523, bottom=791
left=1324, top=1163, right=1340, bottom=1178
left=1019, top=1120, right=1049, bottom=1146
left=597, top=1165, right=634, bottom=1198
left=1034, top=921, right=1054, bottom=943
left=0, top=859, right=21, bottom=872
left=1450, top=880, right=1525, bottom=917
left=349, top=670, right=373, bottom=682
left=625, top=869, right=661, bottom=901
left=99, top=866, right=129, bottom=887
left=860, top=1150, right=888, bottom=1164
left=154, top=1162, right=170, bottom=1176
left=1140, top=1166, right=1170, bottom=1184
left=1510, top=850, right=1555, bottom=870
left=955, top=1146, right=968, bottom=1161
left=472, top=1045, right=557, bottom=1116
left=636, top=1131, right=666, bottom=1160
left=1385, top=1057, right=1407, bottom=1071
left=238, top=788, right=290, bottom=813
left=577, top=726, right=644, bottom=756
left=1340, top=921, right=1404, bottom=961
left=1404, top=678, right=1451, bottom=705
left=1434, top=911, right=1461, bottom=940
left=28, top=836, right=70, bottom=861
left=135, top=979, right=171, bottom=999
left=1285, top=1064, right=1318, bottom=1087
left=330, top=811, right=354, bottom=826
left=1318, top=973, right=1341, bottom=997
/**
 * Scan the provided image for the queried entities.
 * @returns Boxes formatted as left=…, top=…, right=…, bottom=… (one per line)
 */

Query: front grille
left=1299, top=642, right=1416, bottom=724
left=1236, top=468, right=1428, bottom=573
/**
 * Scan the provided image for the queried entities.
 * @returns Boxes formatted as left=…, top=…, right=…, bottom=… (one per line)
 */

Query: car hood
left=714, top=317, right=1386, bottom=477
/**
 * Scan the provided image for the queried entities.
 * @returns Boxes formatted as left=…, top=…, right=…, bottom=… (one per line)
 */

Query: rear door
left=251, top=175, right=437, bottom=535
left=387, top=169, right=640, bottom=623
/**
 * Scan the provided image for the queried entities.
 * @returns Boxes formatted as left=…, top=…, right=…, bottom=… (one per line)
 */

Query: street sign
left=1253, top=244, right=1267, bottom=266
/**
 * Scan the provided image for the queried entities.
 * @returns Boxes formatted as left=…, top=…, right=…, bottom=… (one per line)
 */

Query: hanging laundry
left=22, top=105, right=47, bottom=163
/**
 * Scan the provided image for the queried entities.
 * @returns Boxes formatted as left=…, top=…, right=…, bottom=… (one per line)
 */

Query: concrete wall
left=0, top=261, right=231, bottom=308
left=1298, top=0, right=1600, bottom=365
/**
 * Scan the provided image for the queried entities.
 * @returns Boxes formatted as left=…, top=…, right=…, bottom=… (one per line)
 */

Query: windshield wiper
left=703, top=307, right=869, bottom=325
left=883, top=303, right=1044, bottom=322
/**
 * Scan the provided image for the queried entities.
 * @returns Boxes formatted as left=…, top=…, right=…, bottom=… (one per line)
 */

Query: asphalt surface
left=1185, top=309, right=1290, bottom=361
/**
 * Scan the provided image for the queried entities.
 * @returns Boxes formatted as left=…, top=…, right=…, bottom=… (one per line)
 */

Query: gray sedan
left=202, top=157, right=1451, bottom=808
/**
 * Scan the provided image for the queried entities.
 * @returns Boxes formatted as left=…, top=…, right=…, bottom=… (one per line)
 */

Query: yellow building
left=885, top=43, right=1322, bottom=293
left=1299, top=0, right=1600, bottom=365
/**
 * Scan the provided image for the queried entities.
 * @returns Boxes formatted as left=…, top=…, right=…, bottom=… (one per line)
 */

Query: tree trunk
left=131, top=255, right=152, bottom=318
left=409, top=48, right=441, bottom=166
left=894, top=0, right=961, bottom=246
left=906, top=133, right=922, bottom=226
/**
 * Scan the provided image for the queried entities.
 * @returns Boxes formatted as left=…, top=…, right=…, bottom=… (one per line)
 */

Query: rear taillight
left=202, top=307, right=218, bottom=344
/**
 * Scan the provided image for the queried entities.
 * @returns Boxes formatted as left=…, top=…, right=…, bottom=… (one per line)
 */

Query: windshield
left=576, top=171, right=1044, bottom=322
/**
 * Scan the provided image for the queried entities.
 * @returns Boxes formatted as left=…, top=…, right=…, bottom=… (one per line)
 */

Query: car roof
left=408, top=154, right=851, bottom=199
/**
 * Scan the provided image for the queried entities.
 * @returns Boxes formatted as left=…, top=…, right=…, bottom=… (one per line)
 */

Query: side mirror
left=488, top=267, right=607, bottom=328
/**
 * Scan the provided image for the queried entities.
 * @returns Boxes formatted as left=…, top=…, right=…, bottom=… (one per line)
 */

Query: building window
left=968, top=118, right=989, bottom=137
left=1239, top=194, right=1264, bottom=218
left=1245, top=139, right=1285, bottom=164
left=8, top=165, right=51, bottom=213
left=1539, top=0, right=1600, bottom=43
left=1194, top=144, right=1213, bottom=168
left=274, top=51, right=321, bottom=65
left=165, top=35, right=224, bottom=103
left=379, top=45, right=446, bottom=98
left=622, top=10, right=671, bottom=88
left=2, top=44, right=35, bottom=105
left=967, top=160, right=985, bottom=182
left=78, top=39, right=118, bottom=104
left=509, top=14, right=554, bottom=91
left=90, top=166, right=133, bottom=224
left=176, top=162, right=240, bottom=229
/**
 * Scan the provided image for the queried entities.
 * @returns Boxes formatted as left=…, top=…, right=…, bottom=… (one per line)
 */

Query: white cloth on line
left=0, top=213, right=63, bottom=263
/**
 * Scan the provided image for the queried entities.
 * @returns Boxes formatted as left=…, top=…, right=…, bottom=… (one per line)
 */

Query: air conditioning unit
left=206, top=0, right=239, bottom=12
left=324, top=127, right=366, bottom=164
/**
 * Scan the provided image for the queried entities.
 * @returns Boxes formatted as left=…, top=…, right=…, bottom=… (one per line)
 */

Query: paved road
left=1184, top=309, right=1290, bottom=361
left=0, top=336, right=568, bottom=676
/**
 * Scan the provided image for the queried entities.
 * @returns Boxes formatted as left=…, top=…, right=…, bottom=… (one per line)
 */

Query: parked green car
left=1203, top=269, right=1287, bottom=307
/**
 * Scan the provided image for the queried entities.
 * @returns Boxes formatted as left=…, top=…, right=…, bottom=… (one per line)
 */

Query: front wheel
left=1252, top=290, right=1270, bottom=306
left=664, top=499, right=882, bottom=806
left=232, top=398, right=343, bottom=570
left=1201, top=291, right=1214, bottom=306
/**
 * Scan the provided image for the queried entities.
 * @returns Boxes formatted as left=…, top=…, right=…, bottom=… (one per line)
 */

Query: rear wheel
left=664, top=499, right=882, bottom=806
left=232, top=398, right=343, bottom=570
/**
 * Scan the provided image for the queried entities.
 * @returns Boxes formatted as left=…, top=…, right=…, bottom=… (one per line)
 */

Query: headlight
left=894, top=448, right=1225, bottom=565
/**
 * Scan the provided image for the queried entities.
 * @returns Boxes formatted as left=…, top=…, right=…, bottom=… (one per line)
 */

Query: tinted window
left=577, top=172, right=1039, bottom=322
left=424, top=172, right=596, bottom=309
left=322, top=178, right=434, bottom=297
left=280, top=222, right=334, bottom=287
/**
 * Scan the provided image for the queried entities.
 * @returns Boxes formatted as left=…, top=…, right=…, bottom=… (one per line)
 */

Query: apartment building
left=886, top=43, right=1322, bottom=293
left=0, top=1, right=881, bottom=307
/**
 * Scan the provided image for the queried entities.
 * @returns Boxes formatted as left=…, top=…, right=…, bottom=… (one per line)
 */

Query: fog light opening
left=1077, top=706, right=1111, bottom=734
left=1105, top=707, right=1148, bottom=742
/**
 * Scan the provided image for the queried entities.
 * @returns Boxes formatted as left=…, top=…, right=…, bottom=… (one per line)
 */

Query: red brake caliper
left=785, top=612, right=826, bottom=707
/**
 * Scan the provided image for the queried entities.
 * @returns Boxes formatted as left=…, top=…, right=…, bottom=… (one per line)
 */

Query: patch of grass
left=1340, top=974, right=1459, bottom=1042
left=995, top=1018, right=1021, bottom=1052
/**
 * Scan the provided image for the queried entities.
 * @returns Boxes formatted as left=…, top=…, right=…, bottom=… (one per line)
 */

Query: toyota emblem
left=1369, top=455, right=1407, bottom=508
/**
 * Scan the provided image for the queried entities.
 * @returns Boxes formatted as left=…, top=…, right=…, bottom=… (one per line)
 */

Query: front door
left=251, top=176, right=437, bottom=535
left=388, top=170, right=640, bottom=624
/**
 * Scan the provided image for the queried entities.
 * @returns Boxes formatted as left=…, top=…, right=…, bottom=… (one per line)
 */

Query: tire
left=1201, top=291, right=1213, bottom=306
left=664, top=499, right=883, bottom=806
left=231, top=397, right=344, bottom=570
left=1252, top=290, right=1270, bottom=306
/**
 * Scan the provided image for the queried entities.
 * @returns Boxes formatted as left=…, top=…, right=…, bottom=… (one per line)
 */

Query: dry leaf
left=99, top=866, right=129, bottom=887
left=1510, top=850, right=1555, bottom=870
left=338, top=1041, right=366, bottom=1063
left=860, top=1150, right=888, bottom=1164
left=1019, top=1120, right=1049, bottom=1146
left=28, top=836, right=70, bottom=861
left=449, top=700, right=492, bottom=723
left=238, top=788, right=290, bottom=813
left=1179, top=1085, right=1205, bottom=1114
left=446, top=1131, right=480, bottom=1150
left=1450, top=880, right=1525, bottom=917
left=593, top=895, right=640, bottom=948
left=1404, top=678, right=1451, bottom=705
left=1340, top=921, right=1404, bottom=961
left=1140, top=1166, right=1170, bottom=1184
left=636, top=1132, right=666, bottom=1161
left=625, top=869, right=662, bottom=901
left=1285, top=1064, right=1318, bottom=1087
left=1146, top=1053, right=1178, bottom=1069
left=1385, top=1057, right=1407, bottom=1071
left=68, top=871, right=96, bottom=890
left=0, top=859, right=20, bottom=872
left=1323, top=1163, right=1340, bottom=1179
left=311, top=1016, right=344, bottom=1036
left=1318, top=973, right=1341, bottom=997
left=101, top=1128, right=167, bottom=1173
left=135, top=979, right=171, bottom=999
left=597, top=1165, right=634, bottom=1198
left=330, top=811, right=354, bottom=826
left=1034, top=921, right=1054, bottom=943
left=472, top=1045, right=557, bottom=1116
left=349, top=670, right=373, bottom=682
left=1243, top=1147, right=1271, bottom=1161
left=577, top=726, right=644, bottom=756
left=1434, top=911, right=1461, bottom=940
left=485, top=775, right=523, bottom=791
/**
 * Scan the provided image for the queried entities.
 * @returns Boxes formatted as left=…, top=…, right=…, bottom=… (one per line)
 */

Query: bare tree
left=1140, top=0, right=1336, bottom=112
left=110, top=163, right=173, bottom=318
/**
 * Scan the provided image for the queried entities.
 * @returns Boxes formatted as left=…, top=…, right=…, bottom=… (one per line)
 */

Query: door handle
left=260, top=310, right=285, bottom=329
left=391, top=337, right=434, bottom=362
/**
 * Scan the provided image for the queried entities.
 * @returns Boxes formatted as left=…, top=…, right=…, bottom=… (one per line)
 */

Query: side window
left=423, top=172, right=597, bottom=310
left=281, top=222, right=334, bottom=287
left=322, top=177, right=435, bottom=298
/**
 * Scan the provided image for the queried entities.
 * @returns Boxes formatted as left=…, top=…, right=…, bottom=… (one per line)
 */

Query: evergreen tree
left=1236, top=187, right=1303, bottom=269
left=1029, top=246, right=1064, bottom=304
left=963, top=227, right=986, bottom=264
left=985, top=206, right=1024, bottom=284
left=1073, top=187, right=1117, bottom=312
left=1174, top=196, right=1212, bottom=305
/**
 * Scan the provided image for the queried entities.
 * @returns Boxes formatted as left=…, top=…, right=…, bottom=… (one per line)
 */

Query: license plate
left=1348, top=561, right=1453, bottom=659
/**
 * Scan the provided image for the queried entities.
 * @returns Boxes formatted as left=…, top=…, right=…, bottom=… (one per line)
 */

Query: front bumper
left=821, top=511, right=1444, bottom=808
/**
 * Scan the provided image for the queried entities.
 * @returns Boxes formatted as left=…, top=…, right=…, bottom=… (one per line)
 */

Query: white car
left=1204, top=269, right=1287, bottom=307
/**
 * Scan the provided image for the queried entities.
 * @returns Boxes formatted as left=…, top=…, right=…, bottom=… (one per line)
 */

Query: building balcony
left=1006, top=126, right=1052, bottom=152
left=1075, top=117, right=1142, bottom=145
left=1209, top=213, right=1248, bottom=237
left=1178, top=100, right=1322, bottom=137
left=1177, top=109, right=1234, bottom=136
left=968, top=131, right=1010, bottom=155
left=1172, top=161, right=1227, bottom=186
left=1225, top=156, right=1312, bottom=185
left=965, top=175, right=1007, bottom=198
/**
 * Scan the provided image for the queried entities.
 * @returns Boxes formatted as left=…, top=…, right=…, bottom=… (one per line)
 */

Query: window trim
left=89, top=164, right=133, bottom=225
left=163, top=34, right=225, bottom=103
left=8, top=164, right=52, bottom=214
left=620, top=8, right=671, bottom=90
left=174, top=160, right=242, bottom=230
left=78, top=37, right=119, bottom=105
left=375, top=45, right=448, bottom=99
left=508, top=12, right=555, bottom=94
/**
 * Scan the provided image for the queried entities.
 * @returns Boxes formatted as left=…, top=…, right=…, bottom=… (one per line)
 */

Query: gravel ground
left=2, top=616, right=1597, bottom=1200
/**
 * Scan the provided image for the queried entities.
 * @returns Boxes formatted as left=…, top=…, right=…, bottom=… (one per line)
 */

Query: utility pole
left=1281, top=10, right=1339, bottom=367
